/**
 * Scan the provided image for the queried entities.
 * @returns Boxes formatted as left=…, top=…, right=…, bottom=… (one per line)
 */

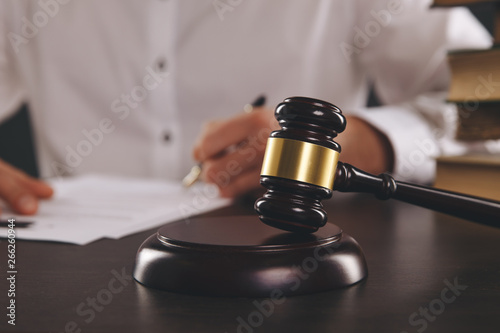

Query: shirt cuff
left=351, top=105, right=439, bottom=184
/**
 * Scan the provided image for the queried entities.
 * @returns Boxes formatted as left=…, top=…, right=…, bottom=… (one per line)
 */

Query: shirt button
left=155, top=57, right=168, bottom=73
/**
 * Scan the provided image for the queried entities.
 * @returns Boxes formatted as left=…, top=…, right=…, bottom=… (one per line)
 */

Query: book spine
left=433, top=0, right=500, bottom=7
left=495, top=4, right=500, bottom=44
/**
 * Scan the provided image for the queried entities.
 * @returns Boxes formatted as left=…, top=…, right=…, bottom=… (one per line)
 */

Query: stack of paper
left=0, top=174, right=231, bottom=245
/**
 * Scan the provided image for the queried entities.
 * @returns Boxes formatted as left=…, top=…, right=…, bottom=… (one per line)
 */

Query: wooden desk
left=2, top=193, right=499, bottom=333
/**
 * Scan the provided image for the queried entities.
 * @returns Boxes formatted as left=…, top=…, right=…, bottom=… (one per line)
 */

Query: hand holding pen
left=183, top=95, right=266, bottom=187
left=185, top=95, right=280, bottom=198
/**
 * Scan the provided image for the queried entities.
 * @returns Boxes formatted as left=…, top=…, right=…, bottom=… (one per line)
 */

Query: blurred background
left=0, top=3, right=495, bottom=178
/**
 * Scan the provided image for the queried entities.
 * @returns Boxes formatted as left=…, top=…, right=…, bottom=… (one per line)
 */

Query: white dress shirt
left=0, top=0, right=493, bottom=183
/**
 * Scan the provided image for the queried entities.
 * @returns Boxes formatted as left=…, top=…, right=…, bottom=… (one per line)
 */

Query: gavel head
left=254, top=97, right=346, bottom=233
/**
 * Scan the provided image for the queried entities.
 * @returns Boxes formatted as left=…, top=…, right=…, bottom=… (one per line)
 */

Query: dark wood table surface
left=1, top=193, right=499, bottom=333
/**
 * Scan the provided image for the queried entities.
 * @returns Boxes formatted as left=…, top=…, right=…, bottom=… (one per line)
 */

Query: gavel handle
left=333, top=162, right=500, bottom=228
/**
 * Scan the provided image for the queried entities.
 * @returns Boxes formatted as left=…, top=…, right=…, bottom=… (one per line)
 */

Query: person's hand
left=336, top=116, right=394, bottom=175
left=193, top=107, right=279, bottom=198
left=0, top=159, right=54, bottom=215
left=193, top=112, right=393, bottom=198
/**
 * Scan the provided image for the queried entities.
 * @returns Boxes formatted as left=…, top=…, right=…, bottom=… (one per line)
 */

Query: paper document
left=0, top=174, right=231, bottom=245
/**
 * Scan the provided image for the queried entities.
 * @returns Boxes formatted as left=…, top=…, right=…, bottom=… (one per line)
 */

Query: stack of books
left=434, top=154, right=500, bottom=200
left=448, top=47, right=500, bottom=140
left=435, top=0, right=500, bottom=140
left=432, top=1, right=500, bottom=200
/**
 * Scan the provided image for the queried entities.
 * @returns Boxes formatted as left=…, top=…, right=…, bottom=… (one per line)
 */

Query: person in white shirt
left=0, top=0, right=492, bottom=215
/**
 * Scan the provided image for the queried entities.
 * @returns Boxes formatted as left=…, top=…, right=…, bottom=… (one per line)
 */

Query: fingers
left=201, top=139, right=266, bottom=193
left=193, top=108, right=279, bottom=198
left=17, top=176, right=54, bottom=199
left=0, top=160, right=54, bottom=215
left=219, top=167, right=262, bottom=198
left=0, top=174, right=38, bottom=215
left=204, top=160, right=263, bottom=198
left=193, top=108, right=275, bottom=162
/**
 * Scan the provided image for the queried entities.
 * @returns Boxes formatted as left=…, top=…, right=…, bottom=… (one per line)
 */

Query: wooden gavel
left=255, top=97, right=500, bottom=233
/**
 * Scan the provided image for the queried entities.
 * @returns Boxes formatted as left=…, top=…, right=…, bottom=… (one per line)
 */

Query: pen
left=0, top=220, right=33, bottom=228
left=182, top=94, right=267, bottom=187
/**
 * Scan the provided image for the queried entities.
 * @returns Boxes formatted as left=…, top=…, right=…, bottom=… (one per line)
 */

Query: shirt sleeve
left=353, top=1, right=492, bottom=184
left=0, top=1, right=25, bottom=124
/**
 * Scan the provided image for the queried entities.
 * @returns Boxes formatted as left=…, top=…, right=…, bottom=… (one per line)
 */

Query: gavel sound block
left=134, top=97, right=500, bottom=297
